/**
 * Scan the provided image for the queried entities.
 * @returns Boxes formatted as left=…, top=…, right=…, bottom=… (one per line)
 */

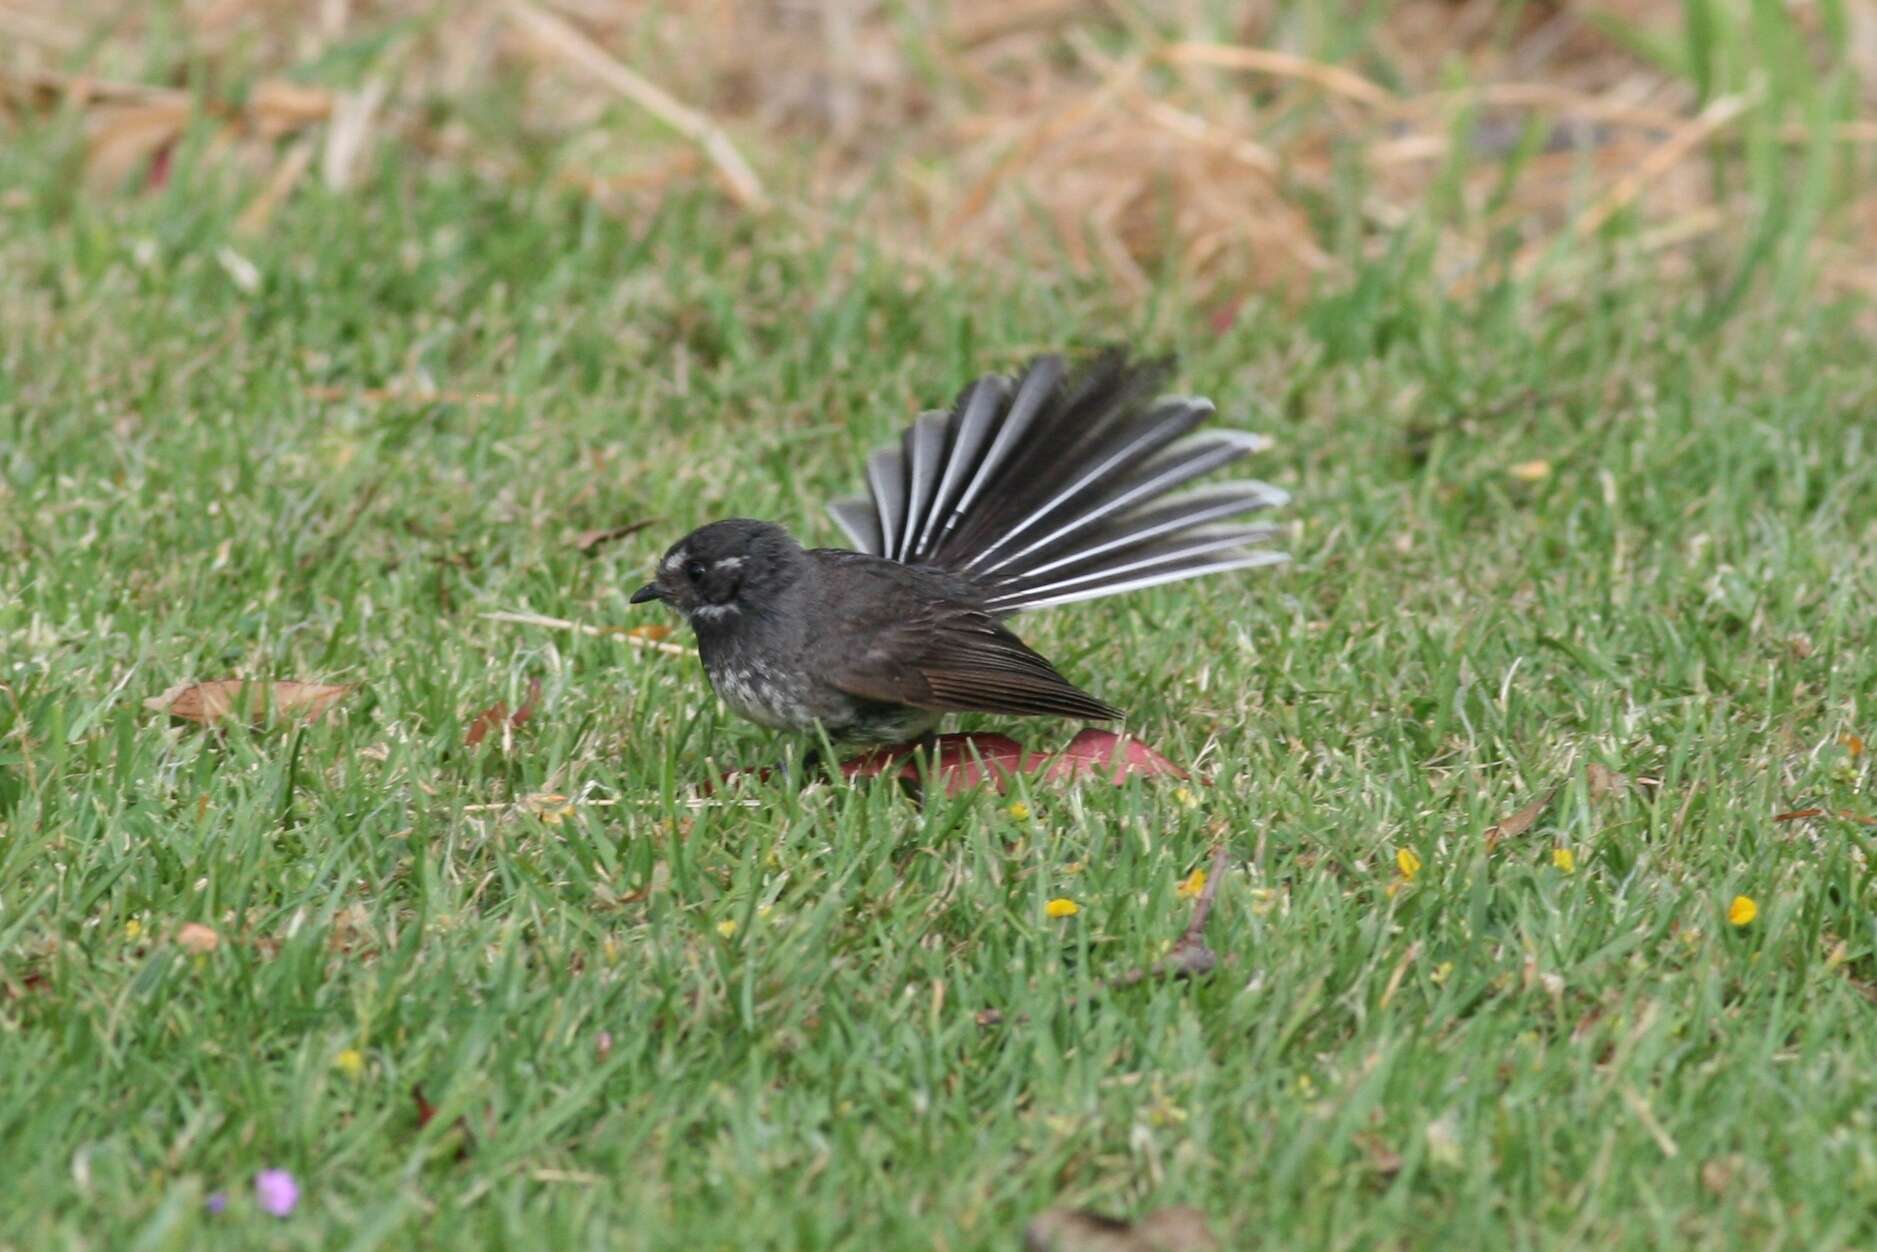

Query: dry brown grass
left=5, top=0, right=1876, bottom=304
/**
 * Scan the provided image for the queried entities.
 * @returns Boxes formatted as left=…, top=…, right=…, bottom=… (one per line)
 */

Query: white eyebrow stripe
left=714, top=556, right=745, bottom=571
left=661, top=548, right=691, bottom=573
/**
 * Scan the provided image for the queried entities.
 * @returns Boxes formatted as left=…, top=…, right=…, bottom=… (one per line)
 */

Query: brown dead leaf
left=1025, top=1206, right=1218, bottom=1252
left=626, top=624, right=674, bottom=642
left=1773, top=807, right=1877, bottom=827
left=573, top=519, right=654, bottom=553
left=87, top=101, right=192, bottom=187
left=1354, top=1132, right=1404, bottom=1177
left=1701, top=1155, right=1743, bottom=1197
left=1585, top=762, right=1629, bottom=802
left=145, top=680, right=351, bottom=727
left=176, top=923, right=220, bottom=954
left=1484, top=788, right=1556, bottom=849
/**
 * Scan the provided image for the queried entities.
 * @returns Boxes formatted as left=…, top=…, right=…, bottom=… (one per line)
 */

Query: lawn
left=7, top=6, right=1877, bottom=1250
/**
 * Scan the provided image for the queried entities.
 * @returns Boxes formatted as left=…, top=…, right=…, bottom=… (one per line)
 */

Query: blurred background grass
left=5, top=0, right=1876, bottom=323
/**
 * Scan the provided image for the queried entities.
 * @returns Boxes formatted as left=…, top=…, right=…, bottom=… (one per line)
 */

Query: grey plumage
left=632, top=350, right=1288, bottom=744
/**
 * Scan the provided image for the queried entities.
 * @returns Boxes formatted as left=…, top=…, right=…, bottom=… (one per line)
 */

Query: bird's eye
left=683, top=559, right=707, bottom=582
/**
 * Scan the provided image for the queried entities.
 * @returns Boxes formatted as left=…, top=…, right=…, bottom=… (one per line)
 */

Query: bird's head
left=630, top=518, right=805, bottom=628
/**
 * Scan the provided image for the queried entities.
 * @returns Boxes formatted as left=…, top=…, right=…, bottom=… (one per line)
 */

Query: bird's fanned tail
left=827, top=350, right=1288, bottom=611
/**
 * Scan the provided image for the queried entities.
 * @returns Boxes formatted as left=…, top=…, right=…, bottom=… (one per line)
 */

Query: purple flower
left=205, top=1191, right=228, bottom=1215
left=254, top=1169, right=299, bottom=1216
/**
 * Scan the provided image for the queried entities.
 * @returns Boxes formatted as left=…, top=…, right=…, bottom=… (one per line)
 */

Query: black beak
left=629, top=583, right=664, bottom=605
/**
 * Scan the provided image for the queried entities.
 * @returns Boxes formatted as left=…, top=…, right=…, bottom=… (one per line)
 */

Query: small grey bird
left=629, top=350, right=1288, bottom=747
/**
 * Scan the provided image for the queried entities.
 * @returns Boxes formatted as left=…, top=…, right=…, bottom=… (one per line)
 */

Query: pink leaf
left=1023, top=729, right=1191, bottom=783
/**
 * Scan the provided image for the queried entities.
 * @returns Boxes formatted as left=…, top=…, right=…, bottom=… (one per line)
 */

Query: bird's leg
left=834, top=735, right=932, bottom=784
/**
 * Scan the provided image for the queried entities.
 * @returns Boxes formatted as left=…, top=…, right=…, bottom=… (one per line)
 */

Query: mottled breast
left=704, top=657, right=821, bottom=732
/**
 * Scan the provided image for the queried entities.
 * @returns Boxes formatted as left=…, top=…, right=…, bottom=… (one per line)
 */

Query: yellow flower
left=124, top=919, right=142, bottom=941
left=1430, top=961, right=1454, bottom=986
left=1045, top=897, right=1079, bottom=919
left=334, top=1048, right=365, bottom=1078
left=1006, top=801, right=1031, bottom=820
left=1177, top=868, right=1207, bottom=899
left=1395, top=848, right=1423, bottom=880
left=1728, top=895, right=1758, bottom=927
left=1552, top=847, right=1576, bottom=874
left=715, top=919, right=739, bottom=938
left=1171, top=786, right=1199, bottom=809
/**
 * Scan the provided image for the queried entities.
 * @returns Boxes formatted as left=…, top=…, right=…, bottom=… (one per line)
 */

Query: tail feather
left=969, top=431, right=1277, bottom=579
left=896, top=411, right=950, bottom=560
left=1010, top=481, right=1288, bottom=581
left=957, top=396, right=1212, bottom=575
left=827, top=350, right=1287, bottom=611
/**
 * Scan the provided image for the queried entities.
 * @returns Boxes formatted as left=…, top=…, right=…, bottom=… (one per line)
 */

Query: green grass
left=6, top=145, right=1877, bottom=1249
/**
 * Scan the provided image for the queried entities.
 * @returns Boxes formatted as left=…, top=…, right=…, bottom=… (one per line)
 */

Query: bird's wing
left=808, top=556, right=1121, bottom=721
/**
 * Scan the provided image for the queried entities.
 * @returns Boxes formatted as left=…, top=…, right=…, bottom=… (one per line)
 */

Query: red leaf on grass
left=412, top=1084, right=438, bottom=1129
left=146, top=140, right=174, bottom=190
left=465, top=678, right=542, bottom=746
left=893, top=733, right=1027, bottom=796
left=706, top=732, right=1192, bottom=798
left=145, top=680, right=350, bottom=727
left=511, top=678, right=542, bottom=727
left=1023, top=729, right=1191, bottom=784
left=411, top=1084, right=475, bottom=1159
left=836, top=742, right=922, bottom=781
left=464, top=701, right=509, bottom=747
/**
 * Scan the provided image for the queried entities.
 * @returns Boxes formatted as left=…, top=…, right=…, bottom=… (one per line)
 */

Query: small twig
left=1512, top=91, right=1754, bottom=279
left=481, top=609, right=693, bottom=657
left=502, top=0, right=767, bottom=212
left=1159, top=42, right=1394, bottom=108
left=1112, top=842, right=1229, bottom=986
left=234, top=138, right=314, bottom=235
left=572, top=519, right=655, bottom=554
left=305, top=385, right=504, bottom=405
